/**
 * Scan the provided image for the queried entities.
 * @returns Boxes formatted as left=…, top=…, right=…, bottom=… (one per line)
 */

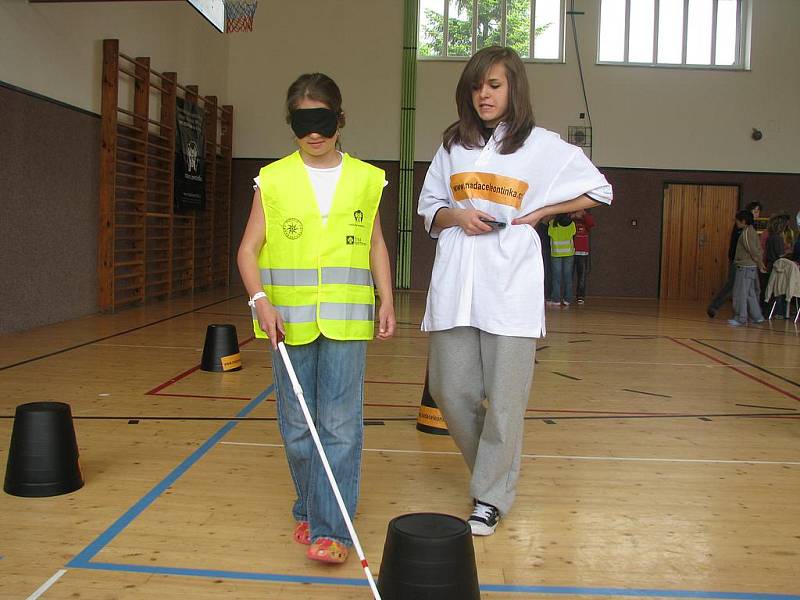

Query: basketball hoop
left=224, top=0, right=257, bottom=33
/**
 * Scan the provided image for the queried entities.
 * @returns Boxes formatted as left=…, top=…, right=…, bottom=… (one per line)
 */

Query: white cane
left=275, top=332, right=382, bottom=600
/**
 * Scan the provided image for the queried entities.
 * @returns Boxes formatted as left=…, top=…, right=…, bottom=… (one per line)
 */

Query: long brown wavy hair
left=443, top=46, right=535, bottom=155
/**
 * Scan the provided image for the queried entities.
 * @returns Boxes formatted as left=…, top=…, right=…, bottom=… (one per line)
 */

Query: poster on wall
left=174, top=97, right=206, bottom=211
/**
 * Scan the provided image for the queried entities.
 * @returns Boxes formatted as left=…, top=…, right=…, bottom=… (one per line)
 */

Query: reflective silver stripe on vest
left=319, top=302, right=374, bottom=321
left=321, top=267, right=374, bottom=286
left=261, top=268, right=319, bottom=286
left=275, top=305, right=318, bottom=323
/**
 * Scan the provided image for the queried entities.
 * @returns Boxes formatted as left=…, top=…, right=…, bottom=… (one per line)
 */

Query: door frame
left=657, top=181, right=743, bottom=299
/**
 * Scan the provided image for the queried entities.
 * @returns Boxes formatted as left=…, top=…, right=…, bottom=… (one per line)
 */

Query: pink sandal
left=306, top=537, right=348, bottom=564
left=293, top=521, right=310, bottom=545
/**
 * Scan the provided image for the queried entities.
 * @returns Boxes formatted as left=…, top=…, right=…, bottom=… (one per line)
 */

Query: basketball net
left=224, top=0, right=258, bottom=33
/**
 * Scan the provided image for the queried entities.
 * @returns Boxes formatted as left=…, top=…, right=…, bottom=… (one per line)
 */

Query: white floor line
left=219, top=442, right=800, bottom=466
left=26, top=569, right=66, bottom=600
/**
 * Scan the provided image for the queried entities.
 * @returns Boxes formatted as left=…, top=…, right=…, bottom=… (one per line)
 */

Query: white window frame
left=418, top=0, right=567, bottom=63
left=596, top=0, right=751, bottom=70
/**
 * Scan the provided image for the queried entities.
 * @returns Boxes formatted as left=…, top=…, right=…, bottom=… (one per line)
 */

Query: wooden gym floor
left=1, top=290, right=798, bottom=599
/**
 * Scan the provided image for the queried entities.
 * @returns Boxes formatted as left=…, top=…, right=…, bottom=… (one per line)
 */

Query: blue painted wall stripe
left=67, top=387, right=271, bottom=568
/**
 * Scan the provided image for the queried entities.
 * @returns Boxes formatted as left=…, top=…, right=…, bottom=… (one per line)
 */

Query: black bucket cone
left=378, top=513, right=481, bottom=600
left=201, top=324, right=242, bottom=372
left=4, top=402, right=84, bottom=497
left=416, top=372, right=448, bottom=435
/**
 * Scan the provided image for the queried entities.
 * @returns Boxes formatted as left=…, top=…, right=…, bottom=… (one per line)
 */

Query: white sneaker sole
left=468, top=519, right=498, bottom=536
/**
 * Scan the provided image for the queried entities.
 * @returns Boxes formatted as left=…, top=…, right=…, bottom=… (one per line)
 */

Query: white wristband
left=248, top=291, right=267, bottom=308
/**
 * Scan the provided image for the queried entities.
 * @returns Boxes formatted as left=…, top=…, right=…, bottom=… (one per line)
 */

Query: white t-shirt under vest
left=418, top=125, right=612, bottom=338
left=255, top=152, right=387, bottom=226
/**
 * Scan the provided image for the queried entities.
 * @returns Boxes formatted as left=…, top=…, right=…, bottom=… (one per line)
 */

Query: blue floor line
left=66, top=387, right=271, bottom=568
left=68, top=560, right=800, bottom=599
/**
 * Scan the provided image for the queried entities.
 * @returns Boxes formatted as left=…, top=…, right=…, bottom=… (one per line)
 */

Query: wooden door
left=660, top=184, right=739, bottom=301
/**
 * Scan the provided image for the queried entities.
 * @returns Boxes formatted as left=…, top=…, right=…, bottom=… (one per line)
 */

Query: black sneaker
left=706, top=306, right=716, bottom=318
left=468, top=501, right=501, bottom=536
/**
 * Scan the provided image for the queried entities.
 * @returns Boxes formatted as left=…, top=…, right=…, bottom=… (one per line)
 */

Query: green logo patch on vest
left=283, top=218, right=303, bottom=239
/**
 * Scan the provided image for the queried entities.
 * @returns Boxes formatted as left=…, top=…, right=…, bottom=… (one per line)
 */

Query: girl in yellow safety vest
left=237, top=73, right=395, bottom=564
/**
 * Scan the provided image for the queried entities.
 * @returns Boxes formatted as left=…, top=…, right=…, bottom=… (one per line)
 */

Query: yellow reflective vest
left=253, top=151, right=384, bottom=345
left=548, top=221, right=576, bottom=257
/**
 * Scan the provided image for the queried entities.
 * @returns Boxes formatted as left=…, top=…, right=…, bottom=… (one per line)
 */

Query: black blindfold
left=290, top=108, right=338, bottom=139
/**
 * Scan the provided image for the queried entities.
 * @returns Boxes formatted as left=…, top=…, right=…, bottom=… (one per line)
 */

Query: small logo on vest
left=346, top=235, right=366, bottom=246
left=353, top=210, right=364, bottom=223
left=283, top=218, right=303, bottom=240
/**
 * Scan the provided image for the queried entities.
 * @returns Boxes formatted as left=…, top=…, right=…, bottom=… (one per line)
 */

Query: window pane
left=715, top=0, right=738, bottom=65
left=657, top=0, right=684, bottom=64
left=448, top=0, right=474, bottom=56
left=506, top=0, right=531, bottom=58
left=686, top=0, right=712, bottom=64
left=628, top=0, right=655, bottom=62
left=419, top=0, right=444, bottom=57
left=598, top=0, right=625, bottom=62
left=533, top=0, right=562, bottom=59
left=476, top=0, right=501, bottom=50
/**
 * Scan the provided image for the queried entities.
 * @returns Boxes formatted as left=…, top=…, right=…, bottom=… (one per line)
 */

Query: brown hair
left=443, top=46, right=534, bottom=155
left=285, top=73, right=345, bottom=129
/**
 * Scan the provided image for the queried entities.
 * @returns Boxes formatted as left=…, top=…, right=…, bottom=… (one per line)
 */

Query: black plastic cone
left=4, top=402, right=84, bottom=497
left=378, top=513, right=480, bottom=600
left=201, top=324, right=242, bottom=372
left=416, top=372, right=448, bottom=435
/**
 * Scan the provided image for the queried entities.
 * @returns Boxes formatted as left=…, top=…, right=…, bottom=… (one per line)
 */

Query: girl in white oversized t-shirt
left=418, top=46, right=612, bottom=537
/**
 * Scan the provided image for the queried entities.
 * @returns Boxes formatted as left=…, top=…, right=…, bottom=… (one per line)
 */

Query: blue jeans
left=270, top=336, right=366, bottom=546
left=550, top=255, right=575, bottom=303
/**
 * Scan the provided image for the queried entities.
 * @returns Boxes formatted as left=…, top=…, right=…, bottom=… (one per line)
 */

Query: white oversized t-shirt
left=418, top=125, right=612, bottom=338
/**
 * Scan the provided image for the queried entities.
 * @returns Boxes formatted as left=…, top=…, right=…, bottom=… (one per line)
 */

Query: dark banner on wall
left=174, top=97, right=205, bottom=210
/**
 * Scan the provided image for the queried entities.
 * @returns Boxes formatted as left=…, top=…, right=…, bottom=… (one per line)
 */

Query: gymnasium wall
left=228, top=0, right=800, bottom=173
left=2, top=0, right=799, bottom=333
left=0, top=83, right=100, bottom=334
left=0, top=1, right=230, bottom=333
left=0, top=0, right=230, bottom=115
left=227, top=0, right=799, bottom=297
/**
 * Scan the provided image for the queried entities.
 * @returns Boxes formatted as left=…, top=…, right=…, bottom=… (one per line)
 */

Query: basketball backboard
left=187, top=0, right=225, bottom=33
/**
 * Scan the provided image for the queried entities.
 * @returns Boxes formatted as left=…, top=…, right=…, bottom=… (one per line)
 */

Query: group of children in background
left=707, top=201, right=800, bottom=326
left=539, top=209, right=596, bottom=307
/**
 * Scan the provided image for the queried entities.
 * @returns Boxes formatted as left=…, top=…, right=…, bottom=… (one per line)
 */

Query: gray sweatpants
left=428, top=327, right=536, bottom=515
left=732, top=265, right=764, bottom=323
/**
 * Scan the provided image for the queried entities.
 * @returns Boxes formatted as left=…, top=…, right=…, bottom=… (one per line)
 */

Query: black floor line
left=0, top=295, right=244, bottom=371
left=523, top=411, right=798, bottom=421
left=2, top=411, right=796, bottom=423
left=552, top=371, right=582, bottom=381
left=621, top=388, right=672, bottom=398
left=691, top=338, right=800, bottom=388
left=736, top=403, right=797, bottom=411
